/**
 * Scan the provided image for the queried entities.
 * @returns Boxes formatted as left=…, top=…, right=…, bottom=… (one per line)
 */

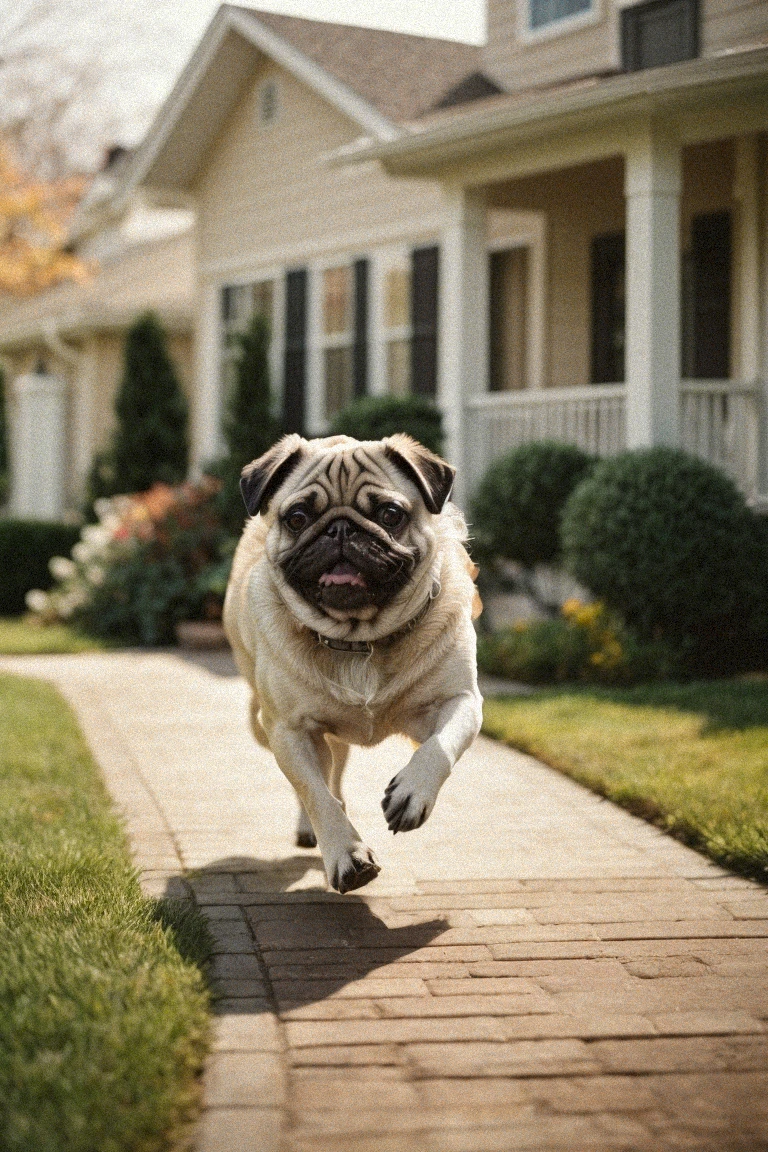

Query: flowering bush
left=477, top=599, right=677, bottom=686
left=27, top=479, right=232, bottom=645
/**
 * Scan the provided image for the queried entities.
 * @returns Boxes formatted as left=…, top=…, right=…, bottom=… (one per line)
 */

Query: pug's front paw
left=330, top=845, right=380, bottom=894
left=382, top=741, right=451, bottom=833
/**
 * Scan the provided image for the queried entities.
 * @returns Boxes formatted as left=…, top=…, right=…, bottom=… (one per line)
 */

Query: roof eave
left=334, top=46, right=768, bottom=176
left=114, top=3, right=401, bottom=212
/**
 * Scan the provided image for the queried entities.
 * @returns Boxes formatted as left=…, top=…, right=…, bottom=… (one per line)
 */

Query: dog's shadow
left=166, top=855, right=449, bottom=1016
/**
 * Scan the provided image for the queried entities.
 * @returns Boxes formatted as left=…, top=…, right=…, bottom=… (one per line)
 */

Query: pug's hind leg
left=383, top=692, right=483, bottom=834
left=296, top=804, right=317, bottom=849
left=269, top=721, right=379, bottom=894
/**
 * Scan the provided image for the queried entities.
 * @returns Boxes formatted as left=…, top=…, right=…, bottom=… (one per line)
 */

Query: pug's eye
left=376, top=503, right=406, bottom=531
left=284, top=506, right=311, bottom=534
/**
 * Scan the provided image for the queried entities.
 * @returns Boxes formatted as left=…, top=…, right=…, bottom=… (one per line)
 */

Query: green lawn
left=0, top=673, right=212, bottom=1152
left=0, top=617, right=109, bottom=655
left=483, top=678, right=768, bottom=881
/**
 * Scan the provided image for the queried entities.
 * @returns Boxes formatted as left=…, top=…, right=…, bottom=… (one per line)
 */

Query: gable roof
left=246, top=9, right=485, bottom=123
left=116, top=4, right=490, bottom=206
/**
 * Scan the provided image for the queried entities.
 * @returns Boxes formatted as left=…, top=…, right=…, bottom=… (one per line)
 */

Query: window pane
left=253, top=280, right=274, bottom=322
left=386, top=339, right=411, bottom=395
left=323, top=266, right=351, bottom=336
left=529, top=0, right=591, bottom=29
left=325, top=346, right=353, bottom=417
left=384, top=268, right=410, bottom=329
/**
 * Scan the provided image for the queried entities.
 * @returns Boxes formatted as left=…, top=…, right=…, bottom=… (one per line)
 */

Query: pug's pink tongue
left=319, top=563, right=367, bottom=588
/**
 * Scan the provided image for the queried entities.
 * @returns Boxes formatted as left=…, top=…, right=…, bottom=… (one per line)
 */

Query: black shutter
left=622, top=0, right=698, bottom=72
left=353, top=258, right=369, bottom=399
left=691, top=211, right=731, bottom=379
left=591, top=233, right=626, bottom=384
left=410, top=245, right=440, bottom=397
left=283, top=268, right=307, bottom=433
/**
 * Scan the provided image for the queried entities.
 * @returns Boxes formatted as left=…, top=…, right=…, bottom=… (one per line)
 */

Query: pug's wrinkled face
left=240, top=434, right=455, bottom=623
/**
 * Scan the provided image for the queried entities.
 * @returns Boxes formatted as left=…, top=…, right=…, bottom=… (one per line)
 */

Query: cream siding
left=483, top=0, right=768, bottom=96
left=194, top=62, right=443, bottom=275
left=483, top=0, right=617, bottom=94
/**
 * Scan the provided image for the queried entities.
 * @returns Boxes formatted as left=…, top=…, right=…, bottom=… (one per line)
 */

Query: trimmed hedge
left=471, top=441, right=595, bottom=569
left=329, top=394, right=444, bottom=455
left=0, top=520, right=81, bottom=616
left=561, top=447, right=768, bottom=674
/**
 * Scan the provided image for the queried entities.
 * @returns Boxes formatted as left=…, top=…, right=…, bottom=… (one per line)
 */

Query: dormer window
left=258, top=79, right=279, bottom=127
left=527, top=0, right=593, bottom=32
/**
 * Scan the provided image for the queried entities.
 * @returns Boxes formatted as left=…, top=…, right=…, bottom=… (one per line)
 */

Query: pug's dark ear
left=240, top=435, right=306, bottom=516
left=384, top=434, right=455, bottom=514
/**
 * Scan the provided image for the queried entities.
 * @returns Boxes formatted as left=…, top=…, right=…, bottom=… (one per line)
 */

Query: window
left=322, top=265, right=354, bottom=418
left=489, top=248, right=528, bottom=392
left=220, top=280, right=274, bottom=401
left=622, top=0, right=698, bottom=71
left=383, top=265, right=412, bottom=395
left=682, top=211, right=731, bottom=379
left=258, top=79, right=279, bottom=127
left=591, top=233, right=625, bottom=384
left=528, top=0, right=592, bottom=31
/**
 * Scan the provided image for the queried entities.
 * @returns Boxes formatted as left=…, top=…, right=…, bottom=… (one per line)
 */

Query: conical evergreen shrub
left=212, top=312, right=279, bottom=533
left=0, top=366, right=8, bottom=505
left=110, top=312, right=189, bottom=493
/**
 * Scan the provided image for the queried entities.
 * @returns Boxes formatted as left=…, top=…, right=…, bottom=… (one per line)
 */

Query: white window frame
left=217, top=268, right=286, bottom=425
left=518, top=0, right=602, bottom=44
left=486, top=210, right=547, bottom=391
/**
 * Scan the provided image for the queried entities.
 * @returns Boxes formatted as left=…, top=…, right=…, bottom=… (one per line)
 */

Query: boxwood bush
left=561, top=447, right=768, bottom=674
left=471, top=441, right=595, bottom=569
left=329, top=394, right=443, bottom=455
left=0, top=520, right=81, bottom=616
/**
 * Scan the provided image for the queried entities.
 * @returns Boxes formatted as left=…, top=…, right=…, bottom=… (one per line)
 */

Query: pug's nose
left=325, top=518, right=355, bottom=541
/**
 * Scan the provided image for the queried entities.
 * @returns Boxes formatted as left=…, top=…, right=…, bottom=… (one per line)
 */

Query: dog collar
left=313, top=583, right=439, bottom=654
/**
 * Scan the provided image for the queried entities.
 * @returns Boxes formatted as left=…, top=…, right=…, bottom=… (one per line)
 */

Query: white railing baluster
left=464, top=380, right=761, bottom=497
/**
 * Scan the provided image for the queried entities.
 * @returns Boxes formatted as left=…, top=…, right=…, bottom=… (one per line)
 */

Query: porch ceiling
left=335, top=46, right=768, bottom=180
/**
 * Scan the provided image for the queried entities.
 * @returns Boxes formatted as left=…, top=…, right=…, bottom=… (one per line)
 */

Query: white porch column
left=437, top=185, right=489, bottom=506
left=624, top=124, right=682, bottom=447
left=71, top=338, right=98, bottom=497
left=10, top=370, right=67, bottom=520
left=191, top=280, right=223, bottom=476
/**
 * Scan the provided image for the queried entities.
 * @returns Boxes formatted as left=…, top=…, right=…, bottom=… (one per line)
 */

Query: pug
left=223, top=433, right=483, bottom=894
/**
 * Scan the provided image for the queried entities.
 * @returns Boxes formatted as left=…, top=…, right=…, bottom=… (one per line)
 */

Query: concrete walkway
left=2, top=650, right=768, bottom=1152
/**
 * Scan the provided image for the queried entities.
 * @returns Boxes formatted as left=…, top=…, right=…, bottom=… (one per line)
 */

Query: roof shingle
left=237, top=7, right=496, bottom=122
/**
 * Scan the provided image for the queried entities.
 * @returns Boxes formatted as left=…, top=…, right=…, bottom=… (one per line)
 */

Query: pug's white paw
left=329, top=844, right=380, bottom=894
left=382, top=740, right=451, bottom=833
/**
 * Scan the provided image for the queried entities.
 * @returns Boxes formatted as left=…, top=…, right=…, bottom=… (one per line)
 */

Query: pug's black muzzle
left=281, top=513, right=417, bottom=613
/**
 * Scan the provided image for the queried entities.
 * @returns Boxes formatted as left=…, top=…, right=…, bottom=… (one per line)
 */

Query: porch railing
left=464, top=380, right=762, bottom=497
left=680, top=379, right=761, bottom=497
left=464, top=384, right=626, bottom=495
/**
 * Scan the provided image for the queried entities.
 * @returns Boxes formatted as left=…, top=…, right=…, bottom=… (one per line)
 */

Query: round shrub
left=328, top=394, right=443, bottom=455
left=471, top=441, right=595, bottom=569
left=561, top=447, right=768, bottom=672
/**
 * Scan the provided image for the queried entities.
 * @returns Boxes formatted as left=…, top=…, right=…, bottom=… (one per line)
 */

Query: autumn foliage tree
left=0, top=143, right=86, bottom=296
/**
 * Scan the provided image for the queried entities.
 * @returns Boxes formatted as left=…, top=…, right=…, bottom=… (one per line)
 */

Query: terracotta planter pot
left=175, top=620, right=229, bottom=650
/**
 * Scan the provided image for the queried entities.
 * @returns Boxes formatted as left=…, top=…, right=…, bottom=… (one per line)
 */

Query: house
left=0, top=151, right=195, bottom=519
left=8, top=0, right=768, bottom=516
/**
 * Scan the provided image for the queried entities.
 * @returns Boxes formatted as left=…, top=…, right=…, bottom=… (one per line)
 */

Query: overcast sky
left=2, top=0, right=485, bottom=163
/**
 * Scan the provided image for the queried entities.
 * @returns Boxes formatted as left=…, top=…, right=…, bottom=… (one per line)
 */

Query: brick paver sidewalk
left=3, top=650, right=768, bottom=1151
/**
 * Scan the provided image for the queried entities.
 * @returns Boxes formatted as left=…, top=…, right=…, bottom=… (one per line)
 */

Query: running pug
left=223, top=433, right=483, bottom=894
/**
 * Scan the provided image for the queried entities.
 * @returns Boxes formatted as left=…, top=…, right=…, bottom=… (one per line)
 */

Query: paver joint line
left=3, top=652, right=767, bottom=1152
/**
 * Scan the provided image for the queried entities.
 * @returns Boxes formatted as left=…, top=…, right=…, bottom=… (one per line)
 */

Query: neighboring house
left=0, top=152, right=195, bottom=519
